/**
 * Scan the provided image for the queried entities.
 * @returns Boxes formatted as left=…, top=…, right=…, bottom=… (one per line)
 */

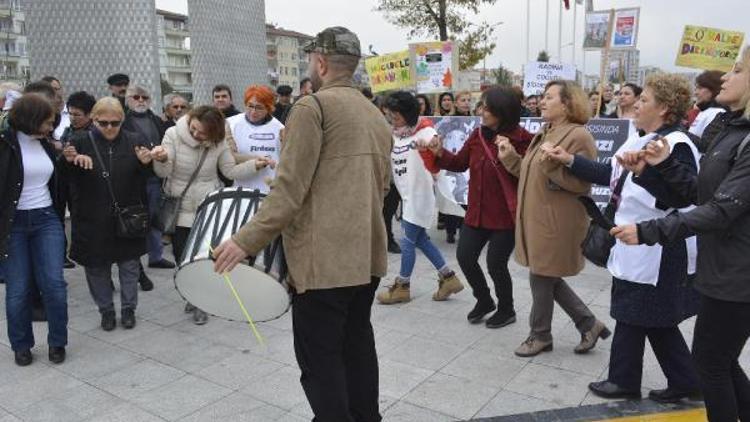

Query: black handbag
left=578, top=169, right=629, bottom=268
left=153, top=147, right=209, bottom=235
left=88, top=133, right=150, bottom=239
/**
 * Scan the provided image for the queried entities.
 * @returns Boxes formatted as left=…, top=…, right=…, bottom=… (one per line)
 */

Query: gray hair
left=126, top=84, right=150, bottom=98
left=163, top=93, right=186, bottom=107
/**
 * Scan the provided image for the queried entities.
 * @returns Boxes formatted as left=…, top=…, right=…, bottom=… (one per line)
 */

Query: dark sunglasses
left=96, top=120, right=122, bottom=128
left=172, top=105, right=188, bottom=109
left=131, top=95, right=150, bottom=101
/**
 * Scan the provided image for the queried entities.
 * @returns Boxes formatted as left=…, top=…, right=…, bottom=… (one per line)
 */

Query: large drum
left=174, top=187, right=290, bottom=322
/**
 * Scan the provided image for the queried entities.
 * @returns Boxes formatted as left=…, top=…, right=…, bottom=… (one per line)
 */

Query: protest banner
left=410, top=41, right=458, bottom=94
left=426, top=116, right=480, bottom=206
left=520, top=117, right=635, bottom=208
left=364, top=50, right=412, bottom=93
left=610, top=8, right=640, bottom=49
left=583, top=10, right=611, bottom=50
left=523, top=62, right=577, bottom=96
left=675, top=25, right=745, bottom=72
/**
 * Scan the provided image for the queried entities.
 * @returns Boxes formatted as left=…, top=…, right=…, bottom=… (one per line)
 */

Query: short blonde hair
left=455, top=90, right=472, bottom=101
left=740, top=46, right=750, bottom=119
left=644, top=73, right=692, bottom=126
left=545, top=80, right=591, bottom=124
left=91, top=97, right=125, bottom=120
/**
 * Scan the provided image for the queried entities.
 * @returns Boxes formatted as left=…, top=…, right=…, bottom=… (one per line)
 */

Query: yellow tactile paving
left=597, top=408, right=707, bottom=422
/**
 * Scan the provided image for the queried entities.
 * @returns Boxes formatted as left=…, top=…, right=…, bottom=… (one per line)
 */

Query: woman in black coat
left=613, top=48, right=750, bottom=421
left=64, top=97, right=153, bottom=332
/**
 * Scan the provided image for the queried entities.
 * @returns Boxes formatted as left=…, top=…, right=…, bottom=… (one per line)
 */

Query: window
left=291, top=67, right=297, bottom=76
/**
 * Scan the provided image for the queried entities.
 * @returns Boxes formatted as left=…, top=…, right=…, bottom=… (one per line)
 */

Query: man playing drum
left=213, top=27, right=393, bottom=422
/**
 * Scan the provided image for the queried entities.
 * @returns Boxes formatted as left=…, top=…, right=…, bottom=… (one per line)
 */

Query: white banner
left=523, top=62, right=577, bottom=96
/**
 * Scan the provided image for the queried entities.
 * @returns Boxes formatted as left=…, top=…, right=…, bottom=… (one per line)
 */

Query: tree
left=492, top=64, right=514, bottom=87
left=375, top=0, right=498, bottom=70
left=536, top=50, right=550, bottom=62
left=160, top=77, right=174, bottom=96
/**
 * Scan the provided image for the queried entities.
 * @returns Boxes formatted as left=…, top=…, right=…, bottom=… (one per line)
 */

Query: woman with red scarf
left=427, top=87, right=532, bottom=328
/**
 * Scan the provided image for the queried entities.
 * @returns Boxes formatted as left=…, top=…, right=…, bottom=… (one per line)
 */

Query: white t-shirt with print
left=227, top=114, right=284, bottom=193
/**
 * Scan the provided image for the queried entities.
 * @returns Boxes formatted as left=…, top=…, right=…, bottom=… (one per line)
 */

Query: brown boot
left=514, top=337, right=553, bottom=357
left=574, top=320, right=611, bottom=354
left=432, top=272, right=464, bottom=301
left=377, top=281, right=411, bottom=304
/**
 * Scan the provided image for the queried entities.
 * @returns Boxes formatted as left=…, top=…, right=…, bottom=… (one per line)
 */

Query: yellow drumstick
left=207, top=243, right=265, bottom=346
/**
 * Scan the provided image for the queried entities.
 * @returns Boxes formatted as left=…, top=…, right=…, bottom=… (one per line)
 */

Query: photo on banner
left=410, top=41, right=458, bottom=94
left=426, top=116, right=480, bottom=206
left=583, top=11, right=611, bottom=50
left=364, top=50, right=412, bottom=93
left=610, top=8, right=640, bottom=49
left=675, top=25, right=745, bottom=72
left=523, top=62, right=577, bottom=97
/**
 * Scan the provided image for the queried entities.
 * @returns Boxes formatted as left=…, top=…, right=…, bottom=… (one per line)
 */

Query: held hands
left=417, top=135, right=442, bottom=156
left=73, top=154, right=94, bottom=170
left=63, top=145, right=78, bottom=163
left=644, top=137, right=670, bottom=166
left=610, top=224, right=639, bottom=245
left=254, top=157, right=271, bottom=171
left=265, top=157, right=277, bottom=170
left=540, top=144, right=574, bottom=166
left=212, top=238, right=248, bottom=274
left=150, top=145, right=169, bottom=163
left=496, top=136, right=516, bottom=160
left=135, top=146, right=153, bottom=165
left=615, top=151, right=647, bottom=176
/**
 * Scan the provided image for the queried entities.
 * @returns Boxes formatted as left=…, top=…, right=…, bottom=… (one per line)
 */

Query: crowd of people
left=1, top=24, right=750, bottom=421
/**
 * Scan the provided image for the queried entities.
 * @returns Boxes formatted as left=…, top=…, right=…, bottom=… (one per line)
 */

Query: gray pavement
left=0, top=226, right=731, bottom=421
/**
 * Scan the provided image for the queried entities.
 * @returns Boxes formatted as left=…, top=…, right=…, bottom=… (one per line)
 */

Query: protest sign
left=365, top=51, right=412, bottom=93
left=675, top=25, right=745, bottom=72
left=583, top=11, right=611, bottom=50
left=523, top=62, right=577, bottom=96
left=610, top=8, right=640, bottom=49
left=410, top=41, right=458, bottom=94
left=426, top=116, right=480, bottom=206
left=520, top=117, right=635, bottom=208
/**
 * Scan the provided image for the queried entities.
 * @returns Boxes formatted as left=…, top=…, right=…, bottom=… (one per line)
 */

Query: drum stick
left=207, top=244, right=265, bottom=346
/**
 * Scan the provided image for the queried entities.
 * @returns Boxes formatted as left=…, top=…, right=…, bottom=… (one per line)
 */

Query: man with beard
left=212, top=26, right=392, bottom=422
left=107, top=73, right=130, bottom=111
left=121, top=86, right=171, bottom=291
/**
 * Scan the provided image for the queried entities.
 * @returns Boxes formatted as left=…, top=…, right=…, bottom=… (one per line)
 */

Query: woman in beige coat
left=151, top=105, right=267, bottom=324
left=497, top=80, right=610, bottom=357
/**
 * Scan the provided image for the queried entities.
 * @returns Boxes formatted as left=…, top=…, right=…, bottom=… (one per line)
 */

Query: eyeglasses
left=172, top=105, right=188, bottom=109
left=246, top=104, right=267, bottom=112
left=131, top=95, right=150, bottom=101
left=96, top=120, right=122, bottom=128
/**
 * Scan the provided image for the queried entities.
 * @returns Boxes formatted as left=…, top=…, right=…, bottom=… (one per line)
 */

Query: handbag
left=153, top=147, right=209, bottom=235
left=88, top=133, right=150, bottom=239
left=579, top=168, right=629, bottom=267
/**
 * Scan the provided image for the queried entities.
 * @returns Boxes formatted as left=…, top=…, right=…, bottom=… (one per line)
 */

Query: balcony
left=165, top=46, right=191, bottom=56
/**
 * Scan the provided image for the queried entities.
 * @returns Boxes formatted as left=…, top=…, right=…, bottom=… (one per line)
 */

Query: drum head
left=175, top=259, right=290, bottom=322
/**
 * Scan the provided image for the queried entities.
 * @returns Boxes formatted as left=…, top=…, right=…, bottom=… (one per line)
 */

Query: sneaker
left=48, top=346, right=66, bottom=364
left=63, top=257, right=76, bottom=269
left=121, top=308, right=136, bottom=329
left=432, top=272, right=464, bottom=301
left=376, top=281, right=411, bottom=304
left=485, top=311, right=517, bottom=329
left=148, top=259, right=176, bottom=269
left=467, top=300, right=496, bottom=324
left=14, top=349, right=32, bottom=366
left=138, top=270, right=154, bottom=292
left=101, top=310, right=116, bottom=331
left=184, top=302, right=196, bottom=313
left=193, top=309, right=208, bottom=325
left=574, top=320, right=611, bottom=354
left=515, top=337, right=553, bottom=357
left=387, top=239, right=401, bottom=254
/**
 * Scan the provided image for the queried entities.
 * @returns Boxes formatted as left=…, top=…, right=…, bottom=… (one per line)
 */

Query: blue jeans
left=1, top=207, right=68, bottom=351
left=399, top=220, right=446, bottom=279
left=146, top=177, right=164, bottom=263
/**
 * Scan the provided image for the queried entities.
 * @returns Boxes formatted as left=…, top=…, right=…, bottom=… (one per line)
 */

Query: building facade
left=266, top=24, right=313, bottom=95
left=156, top=9, right=192, bottom=100
left=0, top=0, right=28, bottom=85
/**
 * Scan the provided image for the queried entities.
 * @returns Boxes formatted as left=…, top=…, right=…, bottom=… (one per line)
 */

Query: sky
left=155, top=0, right=749, bottom=76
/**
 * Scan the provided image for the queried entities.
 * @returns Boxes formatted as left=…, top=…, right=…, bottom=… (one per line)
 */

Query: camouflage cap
left=303, top=26, right=361, bottom=57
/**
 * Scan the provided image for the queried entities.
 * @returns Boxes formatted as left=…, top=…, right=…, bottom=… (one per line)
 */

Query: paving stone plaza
left=0, top=225, right=719, bottom=421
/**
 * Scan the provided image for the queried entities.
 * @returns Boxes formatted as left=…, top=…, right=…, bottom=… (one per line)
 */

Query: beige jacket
left=153, top=115, right=259, bottom=227
left=232, top=77, right=393, bottom=293
left=501, top=123, right=596, bottom=278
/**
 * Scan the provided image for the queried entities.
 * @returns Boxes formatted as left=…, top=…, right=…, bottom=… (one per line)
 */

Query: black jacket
left=221, top=105, right=242, bottom=118
left=122, top=109, right=167, bottom=148
left=0, top=129, right=66, bottom=259
left=66, top=129, right=151, bottom=266
left=638, top=115, right=750, bottom=303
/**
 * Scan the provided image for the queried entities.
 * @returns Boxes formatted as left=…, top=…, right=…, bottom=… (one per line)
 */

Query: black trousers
left=456, top=225, right=515, bottom=313
left=608, top=321, right=699, bottom=392
left=382, top=184, right=401, bottom=243
left=292, top=277, right=381, bottom=422
left=692, top=294, right=750, bottom=421
left=170, top=226, right=191, bottom=264
left=444, top=215, right=463, bottom=237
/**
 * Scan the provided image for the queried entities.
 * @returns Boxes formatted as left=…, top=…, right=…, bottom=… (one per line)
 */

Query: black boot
left=387, top=238, right=401, bottom=254
left=588, top=381, right=641, bottom=399
left=485, top=310, right=516, bottom=329
left=467, top=300, right=496, bottom=324
left=138, top=266, right=154, bottom=291
left=101, top=310, right=116, bottom=331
